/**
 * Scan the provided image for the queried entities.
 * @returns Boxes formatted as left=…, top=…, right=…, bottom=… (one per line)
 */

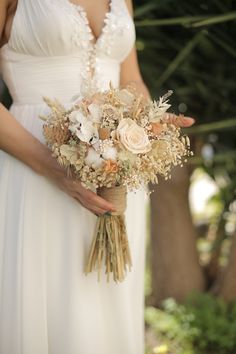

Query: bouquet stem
left=85, top=186, right=132, bottom=283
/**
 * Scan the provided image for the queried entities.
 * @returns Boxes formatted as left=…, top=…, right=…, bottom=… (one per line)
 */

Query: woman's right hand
left=54, top=174, right=116, bottom=216
left=43, top=152, right=116, bottom=216
left=0, top=102, right=114, bottom=216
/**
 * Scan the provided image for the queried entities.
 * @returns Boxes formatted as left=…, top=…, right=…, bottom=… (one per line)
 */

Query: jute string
left=97, top=185, right=127, bottom=215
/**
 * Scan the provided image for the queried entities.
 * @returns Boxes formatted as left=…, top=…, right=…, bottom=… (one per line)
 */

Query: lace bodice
left=0, top=0, right=135, bottom=104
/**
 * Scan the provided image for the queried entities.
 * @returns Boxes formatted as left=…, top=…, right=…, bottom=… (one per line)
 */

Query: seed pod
left=43, top=124, right=70, bottom=145
left=99, top=127, right=110, bottom=140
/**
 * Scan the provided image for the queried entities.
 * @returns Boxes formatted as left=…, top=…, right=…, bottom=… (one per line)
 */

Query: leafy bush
left=145, top=294, right=236, bottom=354
left=185, top=293, right=236, bottom=353
left=145, top=299, right=197, bottom=354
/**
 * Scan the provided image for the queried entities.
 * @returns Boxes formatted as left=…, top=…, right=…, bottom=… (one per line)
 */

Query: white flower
left=85, top=147, right=104, bottom=169
left=116, top=89, right=135, bottom=106
left=88, top=103, right=102, bottom=123
left=69, top=110, right=99, bottom=144
left=116, top=118, right=151, bottom=154
left=69, top=110, right=87, bottom=125
left=102, top=146, right=117, bottom=161
left=81, top=122, right=99, bottom=144
left=93, top=141, right=117, bottom=161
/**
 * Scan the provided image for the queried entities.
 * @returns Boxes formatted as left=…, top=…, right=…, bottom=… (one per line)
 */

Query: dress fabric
left=0, top=1, right=147, bottom=354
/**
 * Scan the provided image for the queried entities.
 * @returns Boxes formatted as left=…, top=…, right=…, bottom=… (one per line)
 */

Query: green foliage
left=134, top=1, right=236, bottom=122
left=186, top=293, right=236, bottom=353
left=145, top=294, right=236, bottom=354
left=145, top=299, right=197, bottom=354
left=135, top=0, right=236, bottom=278
left=134, top=0, right=236, bottom=153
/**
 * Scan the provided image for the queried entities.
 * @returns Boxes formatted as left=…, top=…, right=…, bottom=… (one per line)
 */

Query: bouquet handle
left=85, top=185, right=132, bottom=283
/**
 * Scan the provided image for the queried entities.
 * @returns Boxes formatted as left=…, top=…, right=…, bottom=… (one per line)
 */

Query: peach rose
left=104, top=160, right=118, bottom=173
left=116, top=118, right=151, bottom=154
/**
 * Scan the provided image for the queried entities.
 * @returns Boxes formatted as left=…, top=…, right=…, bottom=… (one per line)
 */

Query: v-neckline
left=66, top=0, right=113, bottom=46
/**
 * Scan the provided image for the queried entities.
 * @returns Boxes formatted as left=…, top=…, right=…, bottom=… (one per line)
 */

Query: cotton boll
left=69, top=110, right=87, bottom=137
left=102, top=146, right=117, bottom=161
left=70, top=118, right=99, bottom=145
left=80, top=122, right=99, bottom=144
left=85, top=147, right=104, bottom=169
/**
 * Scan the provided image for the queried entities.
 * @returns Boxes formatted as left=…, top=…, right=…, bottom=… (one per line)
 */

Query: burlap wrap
left=97, top=185, right=127, bottom=215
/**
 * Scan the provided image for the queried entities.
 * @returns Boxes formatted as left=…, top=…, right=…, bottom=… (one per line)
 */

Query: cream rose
left=116, top=118, right=151, bottom=154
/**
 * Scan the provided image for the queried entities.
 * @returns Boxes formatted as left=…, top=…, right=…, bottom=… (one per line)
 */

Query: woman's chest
left=7, top=0, right=135, bottom=61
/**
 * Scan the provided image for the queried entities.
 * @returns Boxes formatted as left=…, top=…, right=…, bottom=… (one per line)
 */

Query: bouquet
left=41, top=84, right=192, bottom=283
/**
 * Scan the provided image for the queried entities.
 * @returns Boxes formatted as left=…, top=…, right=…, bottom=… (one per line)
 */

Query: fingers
left=76, top=194, right=113, bottom=216
left=76, top=196, right=107, bottom=216
left=71, top=181, right=116, bottom=215
left=164, top=113, right=195, bottom=127
left=57, top=177, right=116, bottom=215
left=178, top=116, right=195, bottom=127
left=93, top=193, right=116, bottom=213
left=72, top=197, right=100, bottom=216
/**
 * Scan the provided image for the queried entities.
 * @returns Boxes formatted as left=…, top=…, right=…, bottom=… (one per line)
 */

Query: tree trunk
left=211, top=231, right=236, bottom=301
left=150, top=164, right=205, bottom=306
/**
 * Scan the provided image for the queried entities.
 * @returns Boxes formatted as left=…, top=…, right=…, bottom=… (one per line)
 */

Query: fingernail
left=104, top=211, right=112, bottom=216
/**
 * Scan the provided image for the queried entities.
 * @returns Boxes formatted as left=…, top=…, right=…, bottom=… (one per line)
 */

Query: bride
left=0, top=1, right=194, bottom=353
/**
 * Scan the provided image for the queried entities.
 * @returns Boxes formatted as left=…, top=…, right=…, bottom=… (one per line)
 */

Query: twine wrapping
left=97, top=185, right=127, bottom=215
left=85, top=185, right=132, bottom=283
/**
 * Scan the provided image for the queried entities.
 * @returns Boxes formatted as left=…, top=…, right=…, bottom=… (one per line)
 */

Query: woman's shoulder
left=0, top=0, right=17, bottom=47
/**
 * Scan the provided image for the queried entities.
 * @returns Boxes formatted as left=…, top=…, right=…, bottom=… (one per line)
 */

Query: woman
left=0, top=1, right=194, bottom=353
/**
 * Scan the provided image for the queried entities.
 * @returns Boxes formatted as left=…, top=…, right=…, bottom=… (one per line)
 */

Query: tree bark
left=150, top=164, right=205, bottom=306
left=211, top=231, right=236, bottom=301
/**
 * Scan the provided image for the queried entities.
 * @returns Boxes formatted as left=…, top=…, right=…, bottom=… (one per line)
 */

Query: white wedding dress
left=0, top=1, right=147, bottom=354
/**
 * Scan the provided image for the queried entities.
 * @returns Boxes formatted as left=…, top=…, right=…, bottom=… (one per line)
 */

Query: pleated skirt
left=0, top=103, right=147, bottom=354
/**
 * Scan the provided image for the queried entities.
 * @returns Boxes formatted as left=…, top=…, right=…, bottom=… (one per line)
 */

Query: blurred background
left=134, top=1, right=236, bottom=353
left=1, top=1, right=236, bottom=353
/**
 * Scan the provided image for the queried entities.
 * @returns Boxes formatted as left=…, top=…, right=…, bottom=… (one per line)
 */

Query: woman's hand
left=41, top=152, right=116, bottom=216
left=53, top=173, right=116, bottom=216
left=0, top=103, right=115, bottom=216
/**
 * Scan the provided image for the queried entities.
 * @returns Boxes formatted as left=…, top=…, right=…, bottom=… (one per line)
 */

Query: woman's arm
left=122, top=0, right=195, bottom=127
left=0, top=106, right=115, bottom=214
left=121, top=0, right=150, bottom=99
left=120, top=47, right=151, bottom=99
left=0, top=0, right=8, bottom=45
left=0, top=4, right=114, bottom=215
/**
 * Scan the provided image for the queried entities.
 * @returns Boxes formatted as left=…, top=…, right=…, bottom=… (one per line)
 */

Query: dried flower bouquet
left=41, top=85, right=192, bottom=283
